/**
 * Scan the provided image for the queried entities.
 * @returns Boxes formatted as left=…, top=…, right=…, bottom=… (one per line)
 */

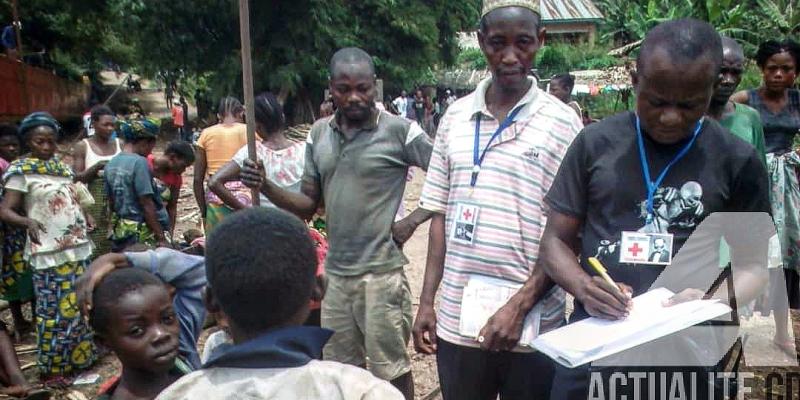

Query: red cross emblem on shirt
left=628, top=243, right=643, bottom=257
left=463, top=209, right=473, bottom=221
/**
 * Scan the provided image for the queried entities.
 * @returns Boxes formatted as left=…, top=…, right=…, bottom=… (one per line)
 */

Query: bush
left=535, top=43, right=620, bottom=78
left=456, top=47, right=488, bottom=70
left=740, top=62, right=762, bottom=91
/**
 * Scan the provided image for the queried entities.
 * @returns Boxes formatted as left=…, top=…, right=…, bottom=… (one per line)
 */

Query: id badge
left=619, top=231, right=674, bottom=266
left=451, top=203, right=480, bottom=246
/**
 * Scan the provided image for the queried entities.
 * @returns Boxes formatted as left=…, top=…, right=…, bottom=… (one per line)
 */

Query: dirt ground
left=5, top=73, right=800, bottom=399
left=0, top=161, right=441, bottom=400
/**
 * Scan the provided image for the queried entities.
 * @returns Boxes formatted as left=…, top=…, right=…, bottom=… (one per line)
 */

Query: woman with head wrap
left=104, top=117, right=171, bottom=251
left=0, top=112, right=96, bottom=382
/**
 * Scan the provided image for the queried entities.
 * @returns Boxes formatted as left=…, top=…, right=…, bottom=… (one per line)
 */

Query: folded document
left=459, top=275, right=542, bottom=347
left=531, top=288, right=732, bottom=368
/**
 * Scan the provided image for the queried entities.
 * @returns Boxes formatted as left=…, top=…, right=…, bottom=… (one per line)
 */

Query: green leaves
left=596, top=0, right=799, bottom=51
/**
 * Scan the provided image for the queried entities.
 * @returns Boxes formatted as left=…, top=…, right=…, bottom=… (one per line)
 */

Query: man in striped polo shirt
left=412, top=1, right=583, bottom=398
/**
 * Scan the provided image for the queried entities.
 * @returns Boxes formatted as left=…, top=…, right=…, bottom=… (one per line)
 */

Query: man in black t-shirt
left=540, top=19, right=773, bottom=400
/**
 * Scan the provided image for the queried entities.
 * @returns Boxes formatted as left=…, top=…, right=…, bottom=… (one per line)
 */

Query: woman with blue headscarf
left=0, top=112, right=96, bottom=382
left=104, top=117, right=171, bottom=250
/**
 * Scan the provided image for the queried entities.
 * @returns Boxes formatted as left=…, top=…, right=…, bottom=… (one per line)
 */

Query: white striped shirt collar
left=470, top=76, right=541, bottom=122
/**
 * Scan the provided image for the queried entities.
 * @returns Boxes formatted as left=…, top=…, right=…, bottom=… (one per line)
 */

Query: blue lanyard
left=636, top=114, right=704, bottom=220
left=471, top=106, right=524, bottom=187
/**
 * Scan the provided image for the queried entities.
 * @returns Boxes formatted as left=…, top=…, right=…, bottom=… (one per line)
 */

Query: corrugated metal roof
left=541, top=0, right=604, bottom=22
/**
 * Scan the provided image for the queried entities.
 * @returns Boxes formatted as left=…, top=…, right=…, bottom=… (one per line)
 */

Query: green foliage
left=4, top=0, right=479, bottom=122
left=581, top=92, right=631, bottom=118
left=755, top=0, right=800, bottom=37
left=596, top=0, right=799, bottom=52
left=535, top=44, right=619, bottom=78
left=110, top=0, right=480, bottom=122
left=595, top=0, right=694, bottom=44
left=0, top=0, right=135, bottom=78
left=739, top=61, right=763, bottom=90
left=456, top=48, right=487, bottom=70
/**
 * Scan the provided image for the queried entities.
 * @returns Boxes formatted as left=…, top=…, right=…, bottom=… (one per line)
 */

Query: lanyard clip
left=470, top=165, right=481, bottom=187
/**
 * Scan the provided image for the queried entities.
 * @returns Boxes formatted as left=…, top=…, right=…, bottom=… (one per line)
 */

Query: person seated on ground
left=77, top=246, right=208, bottom=400
left=548, top=73, right=583, bottom=117
left=105, top=119, right=171, bottom=250
left=0, top=322, right=48, bottom=399
left=147, top=141, right=195, bottom=235
left=154, top=207, right=403, bottom=400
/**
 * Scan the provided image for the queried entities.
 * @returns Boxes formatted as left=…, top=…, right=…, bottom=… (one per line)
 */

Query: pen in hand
left=588, top=257, right=632, bottom=299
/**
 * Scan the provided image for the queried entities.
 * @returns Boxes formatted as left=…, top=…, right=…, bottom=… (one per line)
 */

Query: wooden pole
left=10, top=0, right=22, bottom=58
left=10, top=0, right=29, bottom=113
left=237, top=0, right=260, bottom=206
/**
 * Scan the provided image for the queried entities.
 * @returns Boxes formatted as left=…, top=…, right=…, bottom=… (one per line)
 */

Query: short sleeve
left=402, top=122, right=433, bottom=170
left=419, top=116, right=451, bottom=214
left=132, top=157, right=155, bottom=197
left=4, top=175, right=27, bottom=193
left=301, top=125, right=322, bottom=189
left=231, top=145, right=248, bottom=168
left=126, top=248, right=206, bottom=288
left=196, top=129, right=209, bottom=150
left=727, top=151, right=770, bottom=214
left=544, top=130, right=590, bottom=218
left=724, top=151, right=772, bottom=266
left=748, top=108, right=767, bottom=166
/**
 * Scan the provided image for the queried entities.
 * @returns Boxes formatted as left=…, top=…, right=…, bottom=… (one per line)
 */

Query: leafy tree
left=755, top=0, right=800, bottom=37
left=595, top=0, right=798, bottom=53
left=114, top=0, right=480, bottom=123
left=0, top=0, right=134, bottom=79
left=595, top=0, right=693, bottom=45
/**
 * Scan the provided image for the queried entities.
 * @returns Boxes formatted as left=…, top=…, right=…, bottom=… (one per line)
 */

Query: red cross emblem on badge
left=628, top=243, right=643, bottom=257
left=463, top=209, right=473, bottom=221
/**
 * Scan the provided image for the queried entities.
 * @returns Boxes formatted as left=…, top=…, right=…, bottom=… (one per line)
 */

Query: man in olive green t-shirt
left=707, top=36, right=767, bottom=165
left=708, top=36, right=768, bottom=269
left=238, top=47, right=432, bottom=400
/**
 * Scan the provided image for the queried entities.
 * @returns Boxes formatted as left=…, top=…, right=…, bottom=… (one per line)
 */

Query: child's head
left=162, top=140, right=195, bottom=175
left=205, top=207, right=317, bottom=342
left=253, top=92, right=285, bottom=139
left=0, top=124, right=20, bottom=162
left=90, top=268, right=180, bottom=373
left=548, top=73, right=575, bottom=104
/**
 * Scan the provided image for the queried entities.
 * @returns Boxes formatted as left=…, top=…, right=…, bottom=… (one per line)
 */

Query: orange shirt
left=171, top=105, right=185, bottom=127
left=196, top=123, right=247, bottom=175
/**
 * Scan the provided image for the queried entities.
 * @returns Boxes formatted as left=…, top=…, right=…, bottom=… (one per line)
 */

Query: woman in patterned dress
left=0, top=113, right=96, bottom=382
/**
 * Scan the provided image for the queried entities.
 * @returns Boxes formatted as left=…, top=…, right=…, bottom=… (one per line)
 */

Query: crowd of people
left=0, top=0, right=795, bottom=399
left=387, top=88, right=458, bottom=136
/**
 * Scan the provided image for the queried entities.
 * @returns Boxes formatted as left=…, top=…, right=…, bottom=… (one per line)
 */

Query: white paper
left=459, top=275, right=541, bottom=347
left=72, top=373, right=101, bottom=385
left=531, top=288, right=732, bottom=368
